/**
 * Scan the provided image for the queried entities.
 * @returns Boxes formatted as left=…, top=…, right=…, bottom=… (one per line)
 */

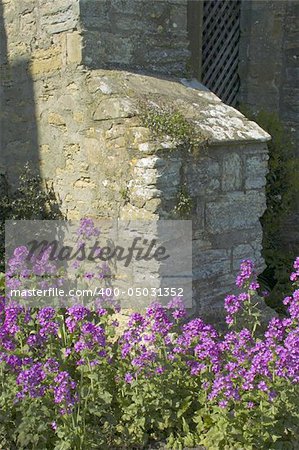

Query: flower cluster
left=53, top=371, right=78, bottom=414
left=235, top=259, right=255, bottom=288
left=290, top=257, right=299, bottom=282
left=17, top=362, right=47, bottom=399
left=77, top=218, right=100, bottom=239
left=0, top=250, right=298, bottom=449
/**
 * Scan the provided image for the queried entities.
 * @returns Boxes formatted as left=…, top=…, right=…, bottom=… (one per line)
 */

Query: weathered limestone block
left=245, top=153, right=269, bottom=189
left=193, top=249, right=231, bottom=280
left=29, top=45, right=63, bottom=76
left=40, top=0, right=79, bottom=34
left=93, top=97, right=137, bottom=121
left=185, top=157, right=220, bottom=196
left=222, top=153, right=243, bottom=191
left=47, top=112, right=67, bottom=128
left=66, top=31, right=82, bottom=65
left=20, top=9, right=37, bottom=39
left=232, top=243, right=263, bottom=271
left=206, top=191, right=266, bottom=234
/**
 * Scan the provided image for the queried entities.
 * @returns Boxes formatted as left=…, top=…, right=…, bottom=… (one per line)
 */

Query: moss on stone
left=174, top=184, right=193, bottom=218
left=139, top=102, right=204, bottom=151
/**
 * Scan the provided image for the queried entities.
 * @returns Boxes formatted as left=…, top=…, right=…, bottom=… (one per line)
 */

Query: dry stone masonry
left=0, top=0, right=271, bottom=320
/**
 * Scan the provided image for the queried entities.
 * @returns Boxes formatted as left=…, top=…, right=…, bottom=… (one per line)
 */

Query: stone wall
left=238, top=0, right=299, bottom=150
left=80, top=0, right=189, bottom=76
left=238, top=0, right=299, bottom=254
left=0, top=0, right=81, bottom=72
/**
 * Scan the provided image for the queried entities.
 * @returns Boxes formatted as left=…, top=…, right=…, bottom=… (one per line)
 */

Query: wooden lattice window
left=187, top=0, right=241, bottom=106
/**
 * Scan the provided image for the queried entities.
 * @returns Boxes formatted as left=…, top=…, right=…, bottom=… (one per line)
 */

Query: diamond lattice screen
left=201, top=0, right=241, bottom=106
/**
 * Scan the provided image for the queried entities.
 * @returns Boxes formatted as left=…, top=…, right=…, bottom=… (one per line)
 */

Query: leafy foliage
left=140, top=101, right=206, bottom=151
left=174, top=184, right=193, bottom=218
left=239, top=109, right=299, bottom=311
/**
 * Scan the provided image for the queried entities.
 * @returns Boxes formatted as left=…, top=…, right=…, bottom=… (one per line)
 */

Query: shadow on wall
left=0, top=0, right=39, bottom=185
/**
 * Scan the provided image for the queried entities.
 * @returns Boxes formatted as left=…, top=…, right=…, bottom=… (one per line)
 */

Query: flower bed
left=0, top=225, right=298, bottom=449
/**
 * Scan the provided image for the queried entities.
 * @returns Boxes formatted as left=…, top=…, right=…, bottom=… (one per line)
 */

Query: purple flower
left=268, top=391, right=277, bottom=402
left=66, top=305, right=89, bottom=332
left=155, top=366, right=165, bottom=375
left=37, top=307, right=56, bottom=326
left=97, top=308, right=108, bottom=317
left=1, top=253, right=298, bottom=426
left=172, top=308, right=187, bottom=320
left=146, top=302, right=172, bottom=335
left=257, top=381, right=269, bottom=392
left=17, top=363, right=47, bottom=398
left=68, top=304, right=89, bottom=321
left=27, top=333, right=45, bottom=348
left=44, top=359, right=60, bottom=373
left=6, top=277, right=22, bottom=291
left=0, top=296, right=5, bottom=314
left=224, top=295, right=240, bottom=315
left=124, top=372, right=134, bottom=384
left=40, top=322, right=59, bottom=338
left=13, top=246, right=29, bottom=259
left=236, top=259, right=254, bottom=288
left=84, top=272, right=94, bottom=280
left=249, top=281, right=260, bottom=291
left=5, top=354, right=22, bottom=370
left=81, top=322, right=106, bottom=346
left=290, top=258, right=299, bottom=282
left=187, top=361, right=206, bottom=376
left=128, top=312, right=146, bottom=327
left=77, top=218, right=100, bottom=238
left=53, top=371, right=78, bottom=414
left=167, top=296, right=187, bottom=320
left=72, top=260, right=80, bottom=269
left=219, top=400, right=228, bottom=408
